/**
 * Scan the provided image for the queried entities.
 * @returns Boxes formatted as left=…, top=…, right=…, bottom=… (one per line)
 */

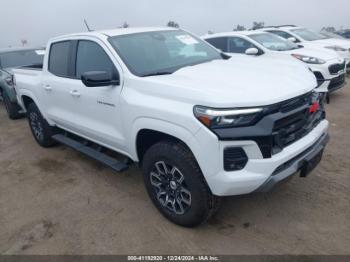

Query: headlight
left=194, top=106, right=263, bottom=129
left=292, top=54, right=326, bottom=64
left=5, top=76, right=14, bottom=86
left=325, top=46, right=348, bottom=52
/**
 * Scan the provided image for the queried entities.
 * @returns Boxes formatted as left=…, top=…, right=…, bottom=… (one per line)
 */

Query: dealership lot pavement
left=0, top=84, right=349, bottom=255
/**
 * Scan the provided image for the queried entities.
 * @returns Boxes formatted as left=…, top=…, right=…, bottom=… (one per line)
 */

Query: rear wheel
left=142, top=141, right=220, bottom=227
left=2, top=91, right=22, bottom=120
left=27, top=103, right=57, bottom=147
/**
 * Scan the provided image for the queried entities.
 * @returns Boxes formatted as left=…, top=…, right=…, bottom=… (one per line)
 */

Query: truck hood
left=142, top=57, right=316, bottom=108
left=281, top=46, right=340, bottom=61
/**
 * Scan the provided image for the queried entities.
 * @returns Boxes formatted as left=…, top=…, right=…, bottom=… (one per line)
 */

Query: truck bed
left=13, top=67, right=43, bottom=110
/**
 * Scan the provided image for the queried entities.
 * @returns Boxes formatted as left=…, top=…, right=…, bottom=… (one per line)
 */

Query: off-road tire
left=142, top=140, right=220, bottom=227
left=27, top=103, right=57, bottom=147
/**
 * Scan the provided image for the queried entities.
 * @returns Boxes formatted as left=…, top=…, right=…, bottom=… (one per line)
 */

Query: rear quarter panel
left=13, top=69, right=48, bottom=118
left=0, top=70, right=18, bottom=102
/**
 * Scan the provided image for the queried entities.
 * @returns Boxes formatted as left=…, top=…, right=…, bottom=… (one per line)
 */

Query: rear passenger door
left=42, top=40, right=80, bottom=129
left=205, top=37, right=229, bottom=53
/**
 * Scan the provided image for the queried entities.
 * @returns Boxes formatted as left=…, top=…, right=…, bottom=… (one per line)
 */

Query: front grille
left=213, top=92, right=326, bottom=159
left=329, top=74, right=346, bottom=92
left=276, top=92, right=313, bottom=113
left=271, top=93, right=325, bottom=155
left=329, top=62, right=346, bottom=75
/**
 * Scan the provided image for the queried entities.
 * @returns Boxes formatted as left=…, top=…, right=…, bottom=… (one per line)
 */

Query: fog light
left=224, top=147, right=248, bottom=171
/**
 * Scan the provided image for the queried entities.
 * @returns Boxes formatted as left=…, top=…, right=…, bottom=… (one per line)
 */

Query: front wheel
left=27, top=103, right=57, bottom=147
left=142, top=141, right=220, bottom=227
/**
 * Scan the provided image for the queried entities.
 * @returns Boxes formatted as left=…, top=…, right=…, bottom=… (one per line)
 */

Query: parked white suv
left=203, top=31, right=347, bottom=93
left=258, top=26, right=350, bottom=72
left=14, top=27, right=329, bottom=227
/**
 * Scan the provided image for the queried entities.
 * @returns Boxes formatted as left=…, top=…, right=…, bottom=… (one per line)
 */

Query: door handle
left=44, top=85, right=52, bottom=91
left=70, top=90, right=81, bottom=98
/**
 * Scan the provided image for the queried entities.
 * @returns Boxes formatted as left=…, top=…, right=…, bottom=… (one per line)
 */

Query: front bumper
left=311, top=58, right=347, bottom=93
left=255, top=133, right=329, bottom=192
left=195, top=120, right=329, bottom=197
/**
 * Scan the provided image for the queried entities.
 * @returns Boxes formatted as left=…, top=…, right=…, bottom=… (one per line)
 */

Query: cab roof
left=202, top=30, right=267, bottom=39
left=259, top=26, right=304, bottom=31
left=50, top=27, right=179, bottom=42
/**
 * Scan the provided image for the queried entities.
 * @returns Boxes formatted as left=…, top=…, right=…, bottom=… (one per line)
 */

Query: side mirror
left=81, top=71, right=120, bottom=87
left=245, top=48, right=259, bottom=56
left=221, top=52, right=232, bottom=60
left=288, top=37, right=297, bottom=43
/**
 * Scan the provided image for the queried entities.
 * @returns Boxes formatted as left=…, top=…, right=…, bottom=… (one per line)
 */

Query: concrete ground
left=0, top=83, right=349, bottom=255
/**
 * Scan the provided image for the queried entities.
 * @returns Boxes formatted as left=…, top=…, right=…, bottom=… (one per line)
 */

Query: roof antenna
left=84, top=19, right=92, bottom=32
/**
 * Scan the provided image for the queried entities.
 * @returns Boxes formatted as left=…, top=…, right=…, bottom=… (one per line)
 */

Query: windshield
left=108, top=30, right=222, bottom=76
left=0, top=49, right=45, bottom=68
left=248, top=33, right=299, bottom=51
left=320, top=31, right=345, bottom=39
left=291, top=28, right=329, bottom=41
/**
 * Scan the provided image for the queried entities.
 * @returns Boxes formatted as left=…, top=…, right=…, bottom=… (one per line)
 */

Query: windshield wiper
left=141, top=71, right=173, bottom=77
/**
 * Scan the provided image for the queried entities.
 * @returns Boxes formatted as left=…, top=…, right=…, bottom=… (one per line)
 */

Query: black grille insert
left=272, top=94, right=325, bottom=155
left=329, top=74, right=346, bottom=92
left=329, top=62, right=346, bottom=75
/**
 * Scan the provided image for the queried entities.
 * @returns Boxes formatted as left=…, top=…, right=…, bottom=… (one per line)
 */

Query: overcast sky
left=0, top=0, right=349, bottom=48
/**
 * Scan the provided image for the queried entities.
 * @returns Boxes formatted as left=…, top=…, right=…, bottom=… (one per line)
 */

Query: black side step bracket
left=52, top=134, right=129, bottom=172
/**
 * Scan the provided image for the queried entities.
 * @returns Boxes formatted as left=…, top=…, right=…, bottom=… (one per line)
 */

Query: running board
left=52, top=134, right=129, bottom=172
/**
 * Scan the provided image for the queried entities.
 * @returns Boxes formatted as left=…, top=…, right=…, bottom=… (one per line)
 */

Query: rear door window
left=205, top=37, right=228, bottom=52
left=48, top=41, right=71, bottom=77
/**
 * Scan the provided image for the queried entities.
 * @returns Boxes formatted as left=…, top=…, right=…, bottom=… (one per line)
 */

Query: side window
left=228, top=37, right=256, bottom=53
left=343, top=32, right=350, bottom=38
left=267, top=30, right=300, bottom=42
left=48, top=41, right=71, bottom=77
left=205, top=37, right=228, bottom=52
left=76, top=41, right=116, bottom=79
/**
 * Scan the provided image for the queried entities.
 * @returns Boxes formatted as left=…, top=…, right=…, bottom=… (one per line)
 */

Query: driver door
left=69, top=40, right=125, bottom=150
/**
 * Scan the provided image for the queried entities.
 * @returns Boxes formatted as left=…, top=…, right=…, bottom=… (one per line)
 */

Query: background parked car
left=0, top=47, right=45, bottom=119
left=203, top=31, right=346, bottom=93
left=320, top=30, right=346, bottom=39
left=257, top=26, right=350, bottom=73
left=337, top=30, right=350, bottom=39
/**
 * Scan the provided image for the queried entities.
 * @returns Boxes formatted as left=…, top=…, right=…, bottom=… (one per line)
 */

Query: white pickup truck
left=14, top=27, right=329, bottom=227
